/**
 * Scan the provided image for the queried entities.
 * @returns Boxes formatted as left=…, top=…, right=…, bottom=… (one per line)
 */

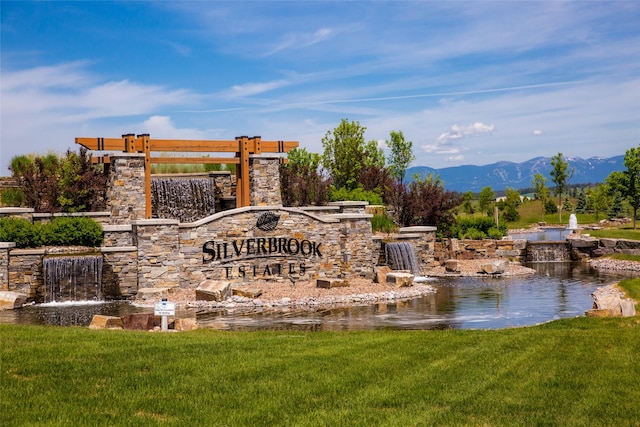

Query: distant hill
left=407, top=155, right=624, bottom=193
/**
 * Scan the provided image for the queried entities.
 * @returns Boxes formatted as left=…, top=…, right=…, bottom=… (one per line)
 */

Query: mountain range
left=407, top=155, right=625, bottom=193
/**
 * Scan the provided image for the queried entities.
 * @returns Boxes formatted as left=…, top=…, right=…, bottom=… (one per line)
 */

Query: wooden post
left=139, top=134, right=152, bottom=218
left=123, top=134, right=136, bottom=152
left=235, top=136, right=251, bottom=208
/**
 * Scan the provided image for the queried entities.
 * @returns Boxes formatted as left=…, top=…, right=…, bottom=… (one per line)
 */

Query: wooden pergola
left=76, top=134, right=298, bottom=218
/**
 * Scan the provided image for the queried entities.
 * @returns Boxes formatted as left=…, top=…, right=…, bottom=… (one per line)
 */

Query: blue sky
left=1, top=1, right=639, bottom=175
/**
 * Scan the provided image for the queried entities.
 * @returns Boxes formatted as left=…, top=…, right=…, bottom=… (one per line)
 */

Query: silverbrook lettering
left=203, top=237, right=322, bottom=262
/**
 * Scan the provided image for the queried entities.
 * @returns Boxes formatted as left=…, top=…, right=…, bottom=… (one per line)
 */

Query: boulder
left=589, top=285, right=637, bottom=317
left=196, top=280, right=231, bottom=302
left=0, top=291, right=27, bottom=310
left=386, top=272, right=414, bottom=287
left=585, top=309, right=616, bottom=318
left=620, top=299, right=637, bottom=317
left=232, top=286, right=263, bottom=298
left=479, top=260, right=509, bottom=275
left=122, top=313, right=158, bottom=330
left=89, top=315, right=123, bottom=330
left=174, top=318, right=198, bottom=331
left=444, top=259, right=460, bottom=273
left=316, top=278, right=349, bottom=289
left=374, top=266, right=392, bottom=284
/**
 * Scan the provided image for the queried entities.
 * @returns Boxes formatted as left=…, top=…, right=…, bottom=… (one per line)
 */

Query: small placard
left=154, top=301, right=175, bottom=316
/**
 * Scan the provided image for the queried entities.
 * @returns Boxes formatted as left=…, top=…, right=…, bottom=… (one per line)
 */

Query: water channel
left=0, top=262, right=630, bottom=331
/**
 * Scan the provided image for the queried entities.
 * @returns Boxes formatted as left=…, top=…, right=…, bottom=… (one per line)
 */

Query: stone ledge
left=399, top=226, right=437, bottom=233
left=100, top=246, right=137, bottom=253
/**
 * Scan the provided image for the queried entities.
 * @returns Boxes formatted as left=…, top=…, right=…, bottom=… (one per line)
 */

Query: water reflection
left=0, top=263, right=629, bottom=331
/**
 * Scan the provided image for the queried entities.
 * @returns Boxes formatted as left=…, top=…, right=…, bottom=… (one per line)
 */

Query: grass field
left=2, top=318, right=640, bottom=426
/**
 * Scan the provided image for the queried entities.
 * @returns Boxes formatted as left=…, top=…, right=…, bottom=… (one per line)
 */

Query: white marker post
left=154, top=298, right=175, bottom=331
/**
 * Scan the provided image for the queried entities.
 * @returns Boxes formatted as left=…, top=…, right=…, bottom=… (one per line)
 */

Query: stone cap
left=179, top=205, right=340, bottom=228
left=399, top=226, right=437, bottom=233
left=325, top=213, right=373, bottom=220
left=0, top=242, right=17, bottom=249
left=132, top=219, right=180, bottom=226
left=328, top=201, right=370, bottom=207
left=107, top=152, right=145, bottom=159
left=100, top=246, right=137, bottom=253
left=102, top=224, right=132, bottom=232
left=0, top=207, right=34, bottom=214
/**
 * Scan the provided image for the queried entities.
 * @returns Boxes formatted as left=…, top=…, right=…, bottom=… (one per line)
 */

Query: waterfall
left=526, top=242, right=571, bottom=263
left=151, top=177, right=216, bottom=222
left=385, top=242, right=420, bottom=275
left=152, top=177, right=216, bottom=222
left=43, top=254, right=103, bottom=303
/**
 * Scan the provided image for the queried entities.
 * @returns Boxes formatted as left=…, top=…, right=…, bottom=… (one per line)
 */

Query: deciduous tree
left=532, top=173, right=549, bottom=221
left=321, top=119, right=367, bottom=190
left=550, top=152, right=574, bottom=223
left=386, top=130, right=415, bottom=185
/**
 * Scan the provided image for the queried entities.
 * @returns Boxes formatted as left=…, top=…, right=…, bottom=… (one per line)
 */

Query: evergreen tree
left=608, top=191, right=624, bottom=219
left=575, top=190, right=587, bottom=213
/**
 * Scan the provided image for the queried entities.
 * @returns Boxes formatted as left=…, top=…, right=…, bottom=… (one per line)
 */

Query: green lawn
left=2, top=318, right=639, bottom=426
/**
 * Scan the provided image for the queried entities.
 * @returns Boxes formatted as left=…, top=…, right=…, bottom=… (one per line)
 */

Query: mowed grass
left=2, top=318, right=640, bottom=426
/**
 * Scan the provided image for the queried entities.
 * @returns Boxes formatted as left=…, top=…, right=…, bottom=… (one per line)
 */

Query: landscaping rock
left=122, top=313, right=158, bottom=330
left=0, top=291, right=27, bottom=310
left=479, top=260, right=509, bottom=275
left=588, top=284, right=637, bottom=317
left=386, top=272, right=414, bottom=287
left=444, top=259, right=460, bottom=273
left=231, top=285, right=263, bottom=298
left=196, top=280, right=231, bottom=302
left=316, top=278, right=349, bottom=289
left=374, top=266, right=392, bottom=284
left=89, top=315, right=123, bottom=329
left=174, top=318, right=198, bottom=331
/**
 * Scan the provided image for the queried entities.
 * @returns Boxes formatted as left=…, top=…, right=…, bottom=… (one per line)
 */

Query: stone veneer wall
left=107, top=153, right=146, bottom=224
left=249, top=155, right=282, bottom=206
left=398, top=227, right=438, bottom=274
left=435, top=238, right=527, bottom=263
left=133, top=220, right=181, bottom=289
left=176, top=206, right=374, bottom=287
left=0, top=243, right=15, bottom=291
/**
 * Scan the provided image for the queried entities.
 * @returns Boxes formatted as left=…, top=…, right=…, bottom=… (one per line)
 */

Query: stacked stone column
left=249, top=155, right=282, bottom=206
left=106, top=153, right=146, bottom=224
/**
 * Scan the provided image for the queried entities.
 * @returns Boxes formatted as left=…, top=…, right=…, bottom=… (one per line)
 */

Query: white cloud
left=532, top=130, right=543, bottom=136
left=437, top=122, right=495, bottom=143
left=230, top=80, right=290, bottom=97
left=141, top=116, right=207, bottom=140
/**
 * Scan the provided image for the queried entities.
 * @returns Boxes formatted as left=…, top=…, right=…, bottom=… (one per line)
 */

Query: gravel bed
left=137, top=278, right=437, bottom=313
left=589, top=258, right=640, bottom=273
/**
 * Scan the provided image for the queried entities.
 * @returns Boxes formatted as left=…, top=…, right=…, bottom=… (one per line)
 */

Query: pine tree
left=575, top=190, right=587, bottom=213
left=608, top=191, right=624, bottom=219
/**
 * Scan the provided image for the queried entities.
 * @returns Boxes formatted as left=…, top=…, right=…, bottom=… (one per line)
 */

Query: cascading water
left=526, top=242, right=571, bottom=262
left=43, top=255, right=103, bottom=303
left=151, top=177, right=216, bottom=223
left=385, top=242, right=420, bottom=275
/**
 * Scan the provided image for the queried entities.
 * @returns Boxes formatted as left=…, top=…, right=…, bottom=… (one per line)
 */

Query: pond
left=0, top=263, right=629, bottom=331
left=508, top=228, right=573, bottom=241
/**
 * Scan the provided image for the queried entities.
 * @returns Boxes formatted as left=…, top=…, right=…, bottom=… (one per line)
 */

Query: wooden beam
left=78, top=136, right=298, bottom=154
left=149, top=157, right=240, bottom=165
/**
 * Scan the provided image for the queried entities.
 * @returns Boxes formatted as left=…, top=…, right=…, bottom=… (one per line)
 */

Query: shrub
left=0, top=188, right=24, bottom=207
left=0, top=217, right=37, bottom=248
left=0, top=217, right=103, bottom=248
left=329, top=186, right=383, bottom=205
left=460, top=227, right=486, bottom=240
left=371, top=214, right=397, bottom=234
left=450, top=217, right=507, bottom=240
left=545, top=199, right=558, bottom=214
